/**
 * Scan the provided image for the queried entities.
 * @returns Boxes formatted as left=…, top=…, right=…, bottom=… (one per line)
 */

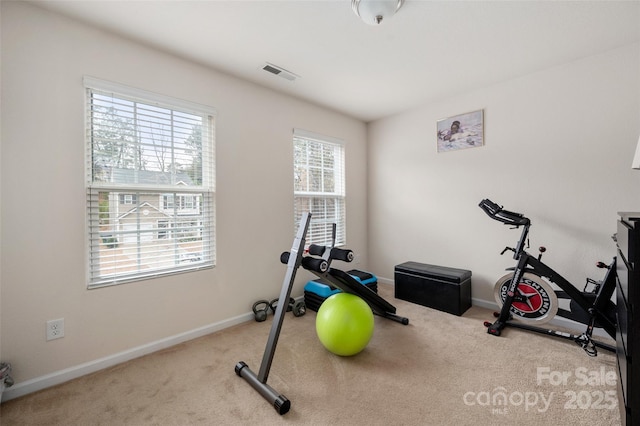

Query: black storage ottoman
left=394, top=262, right=471, bottom=316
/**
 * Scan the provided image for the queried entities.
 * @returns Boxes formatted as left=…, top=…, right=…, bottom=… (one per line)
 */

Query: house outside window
left=85, top=77, right=216, bottom=288
left=293, top=129, right=346, bottom=247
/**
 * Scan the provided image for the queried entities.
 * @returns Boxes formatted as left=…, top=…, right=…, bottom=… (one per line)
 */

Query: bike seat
left=479, top=199, right=530, bottom=226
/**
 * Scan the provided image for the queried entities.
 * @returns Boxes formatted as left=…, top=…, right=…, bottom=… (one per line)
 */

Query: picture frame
left=437, top=109, right=484, bottom=153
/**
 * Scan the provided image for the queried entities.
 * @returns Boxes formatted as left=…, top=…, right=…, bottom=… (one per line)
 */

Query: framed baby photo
left=437, top=109, right=484, bottom=153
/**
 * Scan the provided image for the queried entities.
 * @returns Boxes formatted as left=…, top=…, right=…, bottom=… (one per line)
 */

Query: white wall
left=368, top=42, right=640, bottom=305
left=0, top=1, right=367, bottom=393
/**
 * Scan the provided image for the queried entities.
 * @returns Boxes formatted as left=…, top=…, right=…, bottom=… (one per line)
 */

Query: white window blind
left=293, top=129, right=346, bottom=247
left=85, top=77, right=216, bottom=288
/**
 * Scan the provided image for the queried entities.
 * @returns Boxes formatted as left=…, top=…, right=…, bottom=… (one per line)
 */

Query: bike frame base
left=485, top=318, right=615, bottom=354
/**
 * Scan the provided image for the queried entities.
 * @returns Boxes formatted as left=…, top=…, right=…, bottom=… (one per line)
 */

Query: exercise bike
left=479, top=199, right=617, bottom=356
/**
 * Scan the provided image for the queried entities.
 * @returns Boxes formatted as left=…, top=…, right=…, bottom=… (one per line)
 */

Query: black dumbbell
left=292, top=300, right=306, bottom=317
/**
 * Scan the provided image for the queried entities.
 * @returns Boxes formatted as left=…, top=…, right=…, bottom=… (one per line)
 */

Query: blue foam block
left=304, top=280, right=341, bottom=298
left=348, top=270, right=377, bottom=286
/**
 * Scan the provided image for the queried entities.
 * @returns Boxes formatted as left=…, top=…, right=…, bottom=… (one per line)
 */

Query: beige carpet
left=0, top=284, right=621, bottom=425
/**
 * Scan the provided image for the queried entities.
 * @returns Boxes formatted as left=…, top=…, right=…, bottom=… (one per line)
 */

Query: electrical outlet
left=46, top=318, right=65, bottom=341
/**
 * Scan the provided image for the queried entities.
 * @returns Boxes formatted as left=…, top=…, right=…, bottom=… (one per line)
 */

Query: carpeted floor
left=0, top=284, right=621, bottom=425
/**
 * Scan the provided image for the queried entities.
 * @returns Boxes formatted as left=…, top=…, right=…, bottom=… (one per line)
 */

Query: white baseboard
left=376, top=276, right=393, bottom=285
left=2, top=312, right=254, bottom=402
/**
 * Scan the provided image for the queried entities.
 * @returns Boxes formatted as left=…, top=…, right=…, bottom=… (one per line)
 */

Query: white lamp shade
left=352, top=0, right=403, bottom=25
left=633, top=135, right=640, bottom=169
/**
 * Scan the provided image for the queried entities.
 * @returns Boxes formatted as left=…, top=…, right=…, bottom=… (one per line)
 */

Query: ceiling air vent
left=262, top=62, right=299, bottom=82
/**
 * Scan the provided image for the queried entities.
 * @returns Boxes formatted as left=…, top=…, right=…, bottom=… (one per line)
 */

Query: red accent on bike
left=511, top=283, right=544, bottom=313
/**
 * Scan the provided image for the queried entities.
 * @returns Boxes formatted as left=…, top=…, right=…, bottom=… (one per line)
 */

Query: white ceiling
left=28, top=0, right=640, bottom=122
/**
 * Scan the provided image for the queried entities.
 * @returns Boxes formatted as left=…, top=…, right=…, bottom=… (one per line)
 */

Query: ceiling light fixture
left=352, top=0, right=404, bottom=25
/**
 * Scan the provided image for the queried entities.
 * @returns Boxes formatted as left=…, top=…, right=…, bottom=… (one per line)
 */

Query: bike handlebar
left=479, top=199, right=530, bottom=227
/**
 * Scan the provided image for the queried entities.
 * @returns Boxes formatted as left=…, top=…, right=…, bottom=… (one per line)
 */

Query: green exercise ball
left=315, top=293, right=374, bottom=356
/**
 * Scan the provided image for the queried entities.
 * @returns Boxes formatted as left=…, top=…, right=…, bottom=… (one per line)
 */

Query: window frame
left=84, top=77, right=216, bottom=288
left=293, top=128, right=346, bottom=247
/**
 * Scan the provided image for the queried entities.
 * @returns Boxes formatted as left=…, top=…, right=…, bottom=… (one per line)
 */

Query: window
left=162, top=193, right=198, bottom=213
left=120, top=194, right=137, bottom=205
left=293, top=129, right=346, bottom=247
left=85, top=77, right=215, bottom=288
